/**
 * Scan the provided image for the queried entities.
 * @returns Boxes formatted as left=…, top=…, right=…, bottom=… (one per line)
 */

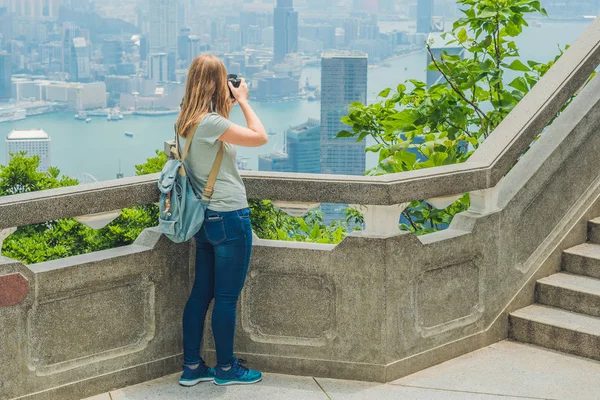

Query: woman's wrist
left=237, top=98, right=249, bottom=106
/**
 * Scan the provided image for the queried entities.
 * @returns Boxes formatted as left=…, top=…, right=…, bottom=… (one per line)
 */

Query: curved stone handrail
left=1, top=17, right=600, bottom=230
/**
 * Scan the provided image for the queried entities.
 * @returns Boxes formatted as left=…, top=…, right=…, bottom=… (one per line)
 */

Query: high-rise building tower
left=273, top=0, right=298, bottom=63
left=5, top=0, right=60, bottom=20
left=258, top=118, right=321, bottom=174
left=0, top=52, right=11, bottom=102
left=320, top=52, right=367, bottom=176
left=149, top=53, right=169, bottom=83
left=343, top=19, right=359, bottom=47
left=149, top=0, right=178, bottom=81
left=417, top=0, right=433, bottom=34
left=286, top=118, right=321, bottom=173
left=178, top=28, right=191, bottom=62
left=6, top=130, right=51, bottom=172
left=103, top=38, right=124, bottom=66
left=71, top=37, right=91, bottom=82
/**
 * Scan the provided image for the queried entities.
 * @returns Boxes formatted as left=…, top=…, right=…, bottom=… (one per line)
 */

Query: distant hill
left=58, top=6, right=138, bottom=41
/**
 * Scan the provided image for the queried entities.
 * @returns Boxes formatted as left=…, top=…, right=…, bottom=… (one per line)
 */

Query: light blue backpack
left=157, top=125, right=224, bottom=243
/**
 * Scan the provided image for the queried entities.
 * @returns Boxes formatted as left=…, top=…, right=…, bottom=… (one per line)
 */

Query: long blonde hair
left=176, top=54, right=232, bottom=138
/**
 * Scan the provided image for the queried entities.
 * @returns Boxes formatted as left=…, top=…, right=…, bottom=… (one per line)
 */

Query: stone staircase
left=510, top=217, right=600, bottom=360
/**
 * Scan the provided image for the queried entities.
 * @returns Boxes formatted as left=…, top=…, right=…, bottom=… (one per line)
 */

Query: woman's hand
left=228, top=78, right=249, bottom=104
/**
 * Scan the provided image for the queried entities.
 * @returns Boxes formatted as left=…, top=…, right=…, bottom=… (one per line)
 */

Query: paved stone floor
left=84, top=341, right=600, bottom=400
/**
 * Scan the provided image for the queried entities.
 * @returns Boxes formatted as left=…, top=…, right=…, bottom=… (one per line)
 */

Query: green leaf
left=310, top=223, right=320, bottom=239
left=386, top=110, right=419, bottom=127
left=277, top=228, right=290, bottom=241
left=378, top=88, right=391, bottom=98
left=505, top=22, right=522, bottom=37
left=504, top=59, right=531, bottom=72
left=509, top=77, right=529, bottom=93
left=409, top=79, right=427, bottom=88
left=457, top=28, right=468, bottom=43
left=393, top=151, right=417, bottom=168
left=335, top=130, right=355, bottom=138
left=478, top=9, right=497, bottom=18
left=366, top=144, right=384, bottom=153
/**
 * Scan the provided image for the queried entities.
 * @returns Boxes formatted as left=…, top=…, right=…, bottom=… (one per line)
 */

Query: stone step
left=562, top=243, right=600, bottom=279
left=537, top=273, right=600, bottom=318
left=587, top=217, right=600, bottom=244
left=510, top=305, right=600, bottom=361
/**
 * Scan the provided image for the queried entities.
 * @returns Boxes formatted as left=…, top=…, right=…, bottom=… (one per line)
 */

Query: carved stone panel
left=415, top=259, right=483, bottom=337
left=28, top=277, right=155, bottom=375
left=242, top=271, right=336, bottom=346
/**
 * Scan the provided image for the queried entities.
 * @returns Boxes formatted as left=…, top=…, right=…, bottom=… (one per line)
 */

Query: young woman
left=175, top=54, right=268, bottom=386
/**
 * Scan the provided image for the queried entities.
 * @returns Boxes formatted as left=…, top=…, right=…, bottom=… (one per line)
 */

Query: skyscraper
left=178, top=28, right=191, bottom=62
left=70, top=37, right=90, bottom=81
left=71, top=37, right=91, bottom=82
left=343, top=19, right=359, bottom=47
left=258, top=119, right=321, bottom=174
left=273, top=0, right=298, bottom=63
left=61, top=22, right=82, bottom=79
left=6, top=0, right=60, bottom=20
left=149, top=0, right=178, bottom=81
left=149, top=53, right=169, bottom=83
left=103, top=38, right=124, bottom=66
left=0, top=52, right=10, bottom=102
left=258, top=152, right=292, bottom=172
left=286, top=118, right=321, bottom=173
left=417, top=0, right=433, bottom=34
left=6, top=130, right=51, bottom=172
left=320, top=52, right=367, bottom=176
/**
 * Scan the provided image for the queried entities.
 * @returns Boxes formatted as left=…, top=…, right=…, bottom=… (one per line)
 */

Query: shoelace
left=235, top=358, right=249, bottom=374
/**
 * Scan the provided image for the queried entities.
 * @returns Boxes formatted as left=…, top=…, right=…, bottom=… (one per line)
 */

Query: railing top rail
left=1, top=17, right=600, bottom=229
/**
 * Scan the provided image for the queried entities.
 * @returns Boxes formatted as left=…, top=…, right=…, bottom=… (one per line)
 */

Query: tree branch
left=444, top=118, right=472, bottom=137
left=427, top=45, right=492, bottom=131
left=402, top=210, right=419, bottom=232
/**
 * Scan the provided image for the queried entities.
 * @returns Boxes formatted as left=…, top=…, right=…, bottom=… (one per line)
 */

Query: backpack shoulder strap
left=174, top=123, right=198, bottom=176
left=201, top=142, right=224, bottom=201
left=174, top=121, right=225, bottom=199
left=180, top=126, right=197, bottom=163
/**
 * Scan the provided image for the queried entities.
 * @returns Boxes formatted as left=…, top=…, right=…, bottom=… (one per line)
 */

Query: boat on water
left=74, top=111, right=88, bottom=120
left=107, top=109, right=124, bottom=121
left=267, top=130, right=277, bottom=136
left=125, top=131, right=134, bottom=137
left=85, top=117, right=92, bottom=123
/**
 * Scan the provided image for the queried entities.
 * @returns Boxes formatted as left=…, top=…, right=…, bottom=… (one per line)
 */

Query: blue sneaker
left=179, top=363, right=215, bottom=387
left=213, top=358, right=262, bottom=386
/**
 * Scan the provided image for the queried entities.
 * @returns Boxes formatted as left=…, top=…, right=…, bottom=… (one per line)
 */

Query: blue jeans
left=182, top=207, right=252, bottom=367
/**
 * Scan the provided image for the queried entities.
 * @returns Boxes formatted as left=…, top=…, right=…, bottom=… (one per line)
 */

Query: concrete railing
left=4, top=17, right=600, bottom=400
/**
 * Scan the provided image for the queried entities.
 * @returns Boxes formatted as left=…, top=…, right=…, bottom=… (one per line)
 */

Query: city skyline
left=0, top=0, right=597, bottom=177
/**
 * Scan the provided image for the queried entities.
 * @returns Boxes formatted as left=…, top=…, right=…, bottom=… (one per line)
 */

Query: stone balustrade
left=4, top=17, right=600, bottom=400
